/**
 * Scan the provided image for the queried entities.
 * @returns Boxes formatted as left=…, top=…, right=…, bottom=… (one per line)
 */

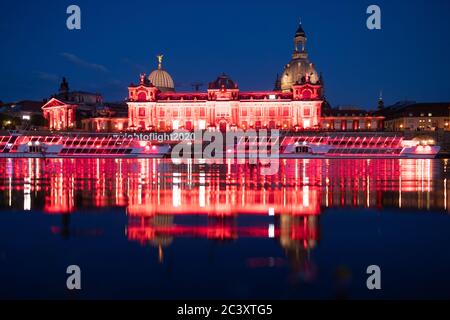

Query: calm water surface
left=0, top=158, right=450, bottom=299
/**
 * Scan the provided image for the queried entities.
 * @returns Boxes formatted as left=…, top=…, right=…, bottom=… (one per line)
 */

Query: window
left=137, top=92, right=146, bottom=101
left=283, top=107, right=289, bottom=116
left=200, top=108, right=206, bottom=117
left=269, top=108, right=276, bottom=117
left=241, top=108, right=247, bottom=116
left=302, top=89, right=312, bottom=99
left=159, top=109, right=165, bottom=117
left=139, top=107, right=146, bottom=117
left=173, top=109, right=179, bottom=117
left=186, top=108, right=191, bottom=117
left=255, top=108, right=262, bottom=117
left=304, top=108, right=311, bottom=116
left=186, top=121, right=193, bottom=131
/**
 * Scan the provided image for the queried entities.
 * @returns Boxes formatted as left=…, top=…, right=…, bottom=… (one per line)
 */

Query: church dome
left=280, top=23, right=320, bottom=92
left=148, top=55, right=175, bottom=92
left=281, top=58, right=319, bottom=91
left=208, top=73, right=238, bottom=89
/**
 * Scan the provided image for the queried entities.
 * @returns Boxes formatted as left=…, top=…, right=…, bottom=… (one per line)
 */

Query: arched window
left=137, top=92, right=147, bottom=102
left=302, top=89, right=312, bottom=100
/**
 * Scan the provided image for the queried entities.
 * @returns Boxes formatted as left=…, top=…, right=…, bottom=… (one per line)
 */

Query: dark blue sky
left=1, top=0, right=449, bottom=109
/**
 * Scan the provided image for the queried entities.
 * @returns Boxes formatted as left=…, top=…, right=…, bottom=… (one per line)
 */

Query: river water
left=0, top=158, right=449, bottom=299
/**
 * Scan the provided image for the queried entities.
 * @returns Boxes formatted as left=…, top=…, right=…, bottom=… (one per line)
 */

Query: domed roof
left=208, top=73, right=238, bottom=90
left=281, top=58, right=319, bottom=91
left=280, top=23, right=319, bottom=92
left=148, top=55, right=175, bottom=92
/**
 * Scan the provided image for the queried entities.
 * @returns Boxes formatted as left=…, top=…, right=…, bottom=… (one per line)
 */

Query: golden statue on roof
left=157, top=54, right=164, bottom=70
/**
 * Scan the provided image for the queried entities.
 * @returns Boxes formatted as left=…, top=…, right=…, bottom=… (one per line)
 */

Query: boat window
left=295, top=146, right=310, bottom=153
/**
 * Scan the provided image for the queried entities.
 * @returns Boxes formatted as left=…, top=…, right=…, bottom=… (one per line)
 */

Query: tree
left=30, top=114, right=47, bottom=127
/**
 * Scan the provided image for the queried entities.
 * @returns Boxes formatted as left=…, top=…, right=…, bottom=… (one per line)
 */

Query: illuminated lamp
left=139, top=141, right=147, bottom=147
left=27, top=142, right=32, bottom=146
left=151, top=145, right=157, bottom=151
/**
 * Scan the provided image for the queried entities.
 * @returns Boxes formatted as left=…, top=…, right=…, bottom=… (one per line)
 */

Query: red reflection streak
left=0, top=158, right=438, bottom=214
left=127, top=224, right=318, bottom=242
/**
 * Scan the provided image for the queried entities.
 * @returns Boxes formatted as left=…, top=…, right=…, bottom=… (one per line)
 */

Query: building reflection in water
left=0, top=158, right=447, bottom=274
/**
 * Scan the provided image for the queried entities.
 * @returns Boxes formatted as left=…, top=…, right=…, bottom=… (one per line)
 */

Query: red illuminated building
left=41, top=24, right=385, bottom=133
left=127, top=24, right=323, bottom=132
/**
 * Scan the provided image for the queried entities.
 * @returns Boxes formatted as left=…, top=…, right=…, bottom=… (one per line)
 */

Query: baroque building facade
left=41, top=23, right=385, bottom=133
left=127, top=24, right=323, bottom=132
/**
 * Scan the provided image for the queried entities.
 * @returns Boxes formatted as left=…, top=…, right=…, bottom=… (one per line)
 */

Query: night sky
left=1, top=0, right=449, bottom=109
